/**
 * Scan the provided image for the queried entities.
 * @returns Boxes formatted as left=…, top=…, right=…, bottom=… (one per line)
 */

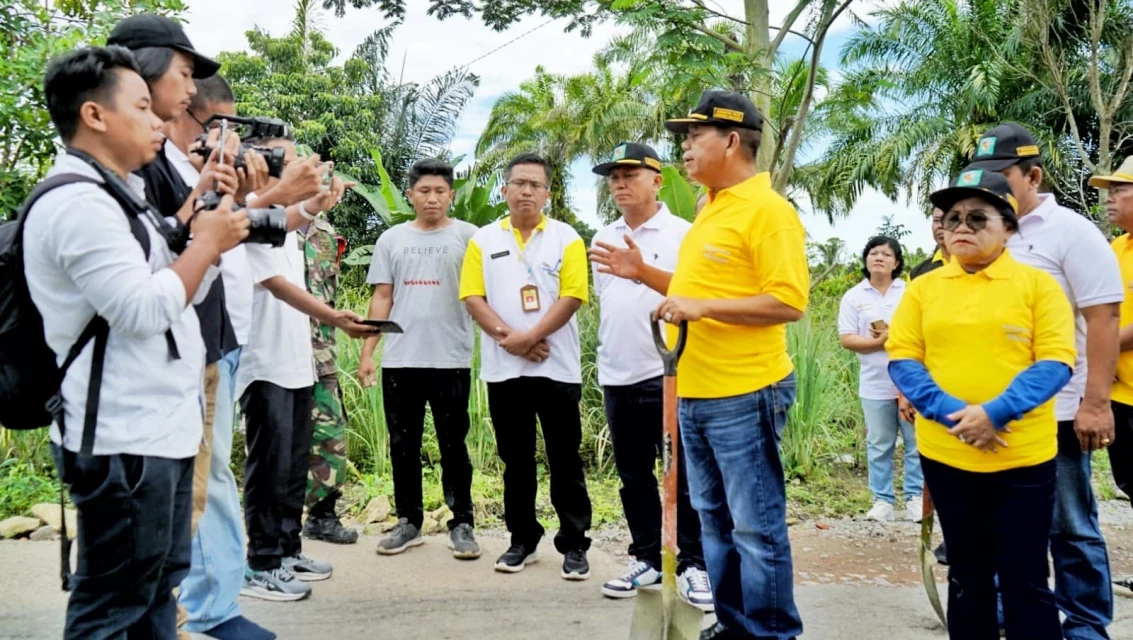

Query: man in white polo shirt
left=971, top=122, right=1124, bottom=640
left=459, top=153, right=594, bottom=580
left=585, top=142, right=712, bottom=610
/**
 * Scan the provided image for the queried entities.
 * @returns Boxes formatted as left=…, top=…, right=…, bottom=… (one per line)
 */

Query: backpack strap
left=23, top=171, right=157, bottom=592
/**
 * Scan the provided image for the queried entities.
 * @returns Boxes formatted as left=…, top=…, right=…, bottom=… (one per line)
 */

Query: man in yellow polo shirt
left=655, top=91, right=809, bottom=640
left=458, top=153, right=594, bottom=581
left=1093, top=157, right=1133, bottom=534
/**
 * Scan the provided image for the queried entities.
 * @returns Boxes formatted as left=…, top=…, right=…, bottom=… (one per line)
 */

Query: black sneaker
left=934, top=542, right=948, bottom=566
left=376, top=518, right=424, bottom=556
left=700, top=621, right=754, bottom=640
left=303, top=514, right=359, bottom=545
left=494, top=543, right=539, bottom=573
left=448, top=523, right=481, bottom=559
left=561, top=549, right=590, bottom=581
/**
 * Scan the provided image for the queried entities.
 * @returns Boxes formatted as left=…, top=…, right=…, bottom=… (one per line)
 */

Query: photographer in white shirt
left=23, top=46, right=248, bottom=639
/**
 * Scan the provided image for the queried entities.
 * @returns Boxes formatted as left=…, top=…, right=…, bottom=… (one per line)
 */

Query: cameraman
left=237, top=134, right=376, bottom=601
left=24, top=46, right=248, bottom=639
left=158, top=75, right=277, bottom=639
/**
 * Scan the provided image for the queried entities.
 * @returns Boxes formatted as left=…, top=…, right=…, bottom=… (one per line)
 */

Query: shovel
left=629, top=317, right=704, bottom=640
left=919, top=488, right=947, bottom=628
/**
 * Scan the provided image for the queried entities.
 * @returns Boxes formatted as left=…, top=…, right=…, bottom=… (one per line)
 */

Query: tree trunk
left=746, top=0, right=776, bottom=175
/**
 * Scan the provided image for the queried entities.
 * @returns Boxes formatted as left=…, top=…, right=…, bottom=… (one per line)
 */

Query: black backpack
left=0, top=173, right=152, bottom=592
left=0, top=173, right=151, bottom=439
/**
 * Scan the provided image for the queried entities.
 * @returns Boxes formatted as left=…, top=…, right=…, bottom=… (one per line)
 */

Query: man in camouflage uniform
left=300, top=215, right=359, bottom=544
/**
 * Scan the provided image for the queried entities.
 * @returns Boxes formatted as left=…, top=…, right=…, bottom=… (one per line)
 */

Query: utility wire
left=455, top=18, right=556, bottom=71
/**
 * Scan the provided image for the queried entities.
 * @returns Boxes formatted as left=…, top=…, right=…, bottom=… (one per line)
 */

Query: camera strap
left=62, top=149, right=180, bottom=362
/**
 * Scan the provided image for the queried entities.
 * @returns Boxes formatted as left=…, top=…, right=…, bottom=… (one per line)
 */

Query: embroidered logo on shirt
left=702, top=244, right=731, bottom=264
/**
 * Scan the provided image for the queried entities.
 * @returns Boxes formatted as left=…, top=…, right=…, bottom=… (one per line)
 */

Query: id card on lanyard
left=516, top=227, right=545, bottom=313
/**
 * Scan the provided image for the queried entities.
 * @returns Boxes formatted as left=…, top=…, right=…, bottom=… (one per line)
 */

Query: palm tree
left=799, top=0, right=1116, bottom=221
left=474, top=58, right=655, bottom=222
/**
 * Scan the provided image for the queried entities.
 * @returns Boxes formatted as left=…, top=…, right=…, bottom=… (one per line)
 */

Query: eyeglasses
left=942, top=210, right=1002, bottom=231
left=507, top=179, right=547, bottom=192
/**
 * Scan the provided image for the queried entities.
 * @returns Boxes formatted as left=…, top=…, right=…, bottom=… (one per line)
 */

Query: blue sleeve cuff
left=981, top=361, right=1073, bottom=430
left=888, top=359, right=968, bottom=428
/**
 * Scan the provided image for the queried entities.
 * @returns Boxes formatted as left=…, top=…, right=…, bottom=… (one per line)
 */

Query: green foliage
left=217, top=7, right=478, bottom=250
left=0, top=458, right=59, bottom=520
left=340, top=149, right=508, bottom=267
left=657, top=165, right=700, bottom=222
left=803, top=0, right=1133, bottom=221
left=0, top=0, right=185, bottom=220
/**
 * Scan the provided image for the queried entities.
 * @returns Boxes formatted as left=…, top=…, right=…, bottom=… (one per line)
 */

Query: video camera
left=191, top=114, right=290, bottom=178
left=191, top=118, right=288, bottom=248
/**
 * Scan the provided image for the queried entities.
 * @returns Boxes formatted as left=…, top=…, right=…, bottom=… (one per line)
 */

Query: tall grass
left=783, top=292, right=862, bottom=480
left=1, top=266, right=868, bottom=518
left=335, top=281, right=617, bottom=481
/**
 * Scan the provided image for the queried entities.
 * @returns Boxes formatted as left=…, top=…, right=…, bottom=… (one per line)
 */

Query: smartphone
left=869, top=319, right=888, bottom=331
left=358, top=319, right=404, bottom=333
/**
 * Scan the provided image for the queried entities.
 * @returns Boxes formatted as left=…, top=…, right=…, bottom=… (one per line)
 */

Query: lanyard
left=515, top=226, right=546, bottom=283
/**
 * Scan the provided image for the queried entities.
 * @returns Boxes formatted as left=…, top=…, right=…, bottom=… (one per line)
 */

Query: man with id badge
left=459, top=153, right=594, bottom=581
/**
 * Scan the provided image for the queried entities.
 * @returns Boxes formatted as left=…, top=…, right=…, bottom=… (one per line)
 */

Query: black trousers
left=1110, top=401, right=1133, bottom=502
left=604, top=376, right=704, bottom=571
left=241, top=381, right=314, bottom=571
left=922, top=456, right=1060, bottom=640
left=382, top=367, right=475, bottom=530
left=52, top=445, right=193, bottom=640
left=487, top=376, right=593, bottom=553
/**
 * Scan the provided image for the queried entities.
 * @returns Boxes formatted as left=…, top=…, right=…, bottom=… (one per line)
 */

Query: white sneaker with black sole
left=283, top=553, right=332, bottom=581
left=602, top=559, right=661, bottom=599
left=677, top=566, right=714, bottom=612
left=240, top=567, right=311, bottom=601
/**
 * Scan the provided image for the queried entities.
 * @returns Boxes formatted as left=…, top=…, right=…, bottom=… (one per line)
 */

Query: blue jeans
left=1051, top=420, right=1113, bottom=639
left=860, top=398, right=922, bottom=504
left=179, top=347, right=246, bottom=632
left=679, top=374, right=802, bottom=639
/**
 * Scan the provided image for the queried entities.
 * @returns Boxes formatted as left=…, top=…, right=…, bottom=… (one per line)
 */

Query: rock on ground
left=0, top=517, right=41, bottom=540
left=30, top=503, right=77, bottom=533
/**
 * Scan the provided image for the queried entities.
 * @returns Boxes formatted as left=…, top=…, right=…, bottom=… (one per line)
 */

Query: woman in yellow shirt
left=886, top=167, right=1076, bottom=640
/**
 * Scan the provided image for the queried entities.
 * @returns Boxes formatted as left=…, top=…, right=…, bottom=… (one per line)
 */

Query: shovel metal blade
left=628, top=585, right=704, bottom=640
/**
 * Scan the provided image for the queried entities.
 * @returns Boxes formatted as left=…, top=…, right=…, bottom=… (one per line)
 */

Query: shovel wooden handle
left=653, top=318, right=688, bottom=588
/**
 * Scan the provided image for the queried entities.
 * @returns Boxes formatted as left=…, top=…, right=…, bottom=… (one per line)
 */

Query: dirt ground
left=3, top=504, right=1133, bottom=639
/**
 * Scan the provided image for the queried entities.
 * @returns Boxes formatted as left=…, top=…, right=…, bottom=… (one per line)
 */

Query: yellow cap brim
left=1089, top=173, right=1133, bottom=188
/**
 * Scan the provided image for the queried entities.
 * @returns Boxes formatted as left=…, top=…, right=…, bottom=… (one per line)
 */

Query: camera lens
left=243, top=206, right=288, bottom=247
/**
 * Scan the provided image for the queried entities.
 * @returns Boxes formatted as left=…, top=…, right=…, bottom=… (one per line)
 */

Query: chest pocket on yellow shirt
left=992, top=307, right=1034, bottom=364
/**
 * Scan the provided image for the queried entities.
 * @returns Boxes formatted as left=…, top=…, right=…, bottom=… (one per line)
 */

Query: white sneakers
left=865, top=500, right=894, bottom=522
left=865, top=498, right=924, bottom=522
left=906, top=496, right=924, bottom=523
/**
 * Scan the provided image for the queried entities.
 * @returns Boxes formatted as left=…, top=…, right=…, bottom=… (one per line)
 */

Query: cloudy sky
left=180, top=0, right=934, bottom=256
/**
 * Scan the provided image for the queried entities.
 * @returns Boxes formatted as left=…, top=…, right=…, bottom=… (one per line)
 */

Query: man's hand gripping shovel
left=629, top=316, right=704, bottom=640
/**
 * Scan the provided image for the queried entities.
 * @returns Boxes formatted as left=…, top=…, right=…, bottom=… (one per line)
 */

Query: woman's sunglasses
left=942, top=210, right=1002, bottom=232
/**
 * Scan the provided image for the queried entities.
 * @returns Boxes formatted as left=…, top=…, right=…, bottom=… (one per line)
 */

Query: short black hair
left=131, top=46, right=176, bottom=86
left=505, top=153, right=550, bottom=182
left=1016, top=156, right=1043, bottom=175
left=44, top=45, right=140, bottom=143
left=190, top=74, right=233, bottom=113
left=717, top=126, right=762, bottom=160
left=861, top=235, right=905, bottom=280
left=408, top=158, right=454, bottom=188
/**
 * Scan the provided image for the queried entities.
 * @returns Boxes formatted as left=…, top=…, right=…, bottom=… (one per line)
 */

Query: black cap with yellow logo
left=592, top=142, right=663, bottom=176
left=967, top=123, right=1041, bottom=171
left=664, top=90, right=764, bottom=134
left=930, top=166, right=1020, bottom=216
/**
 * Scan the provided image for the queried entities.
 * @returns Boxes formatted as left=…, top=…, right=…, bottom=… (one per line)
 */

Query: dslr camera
left=191, top=114, right=290, bottom=178
left=190, top=118, right=288, bottom=248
